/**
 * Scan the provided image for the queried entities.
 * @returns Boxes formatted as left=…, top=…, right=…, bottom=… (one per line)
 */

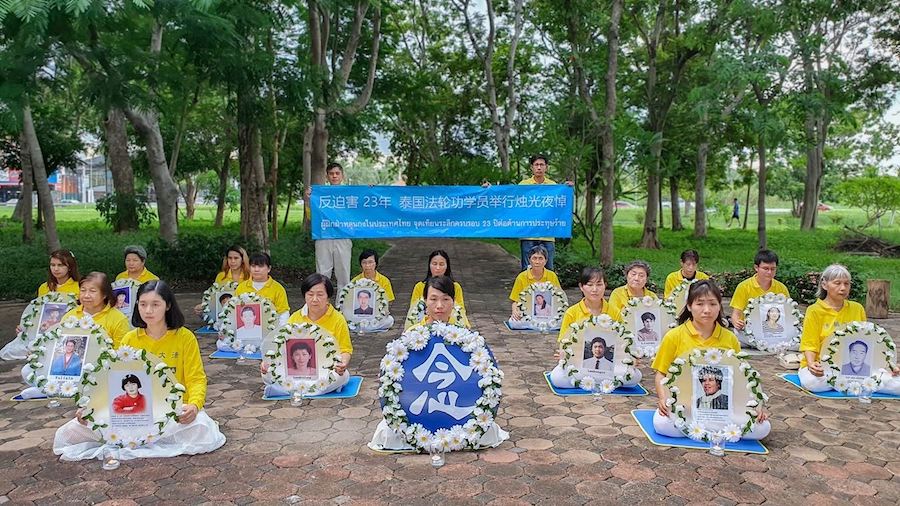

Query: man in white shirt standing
left=308, top=162, right=352, bottom=292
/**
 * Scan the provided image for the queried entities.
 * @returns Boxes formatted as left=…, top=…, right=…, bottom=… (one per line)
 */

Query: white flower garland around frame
left=16, top=292, right=77, bottom=343
left=514, top=282, right=568, bottom=330
left=199, top=281, right=239, bottom=324
left=336, top=278, right=391, bottom=331
left=823, top=321, right=897, bottom=395
left=741, top=293, right=803, bottom=353
left=557, top=314, right=637, bottom=393
left=218, top=293, right=279, bottom=354
left=378, top=322, right=503, bottom=453
left=262, top=322, right=341, bottom=395
left=664, top=348, right=767, bottom=442
left=404, top=299, right=465, bottom=329
left=620, top=296, right=677, bottom=359
left=665, top=278, right=695, bottom=313
left=76, top=346, right=184, bottom=449
left=26, top=316, right=110, bottom=397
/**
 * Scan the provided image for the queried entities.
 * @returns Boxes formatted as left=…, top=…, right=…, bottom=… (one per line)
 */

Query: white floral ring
left=515, top=282, right=568, bottom=330
left=336, top=278, right=391, bottom=331
left=378, top=322, right=503, bottom=452
left=823, top=321, right=897, bottom=394
left=16, top=292, right=77, bottom=343
left=262, top=322, right=341, bottom=395
left=620, top=296, right=677, bottom=359
left=199, top=281, right=239, bottom=324
left=557, top=314, right=637, bottom=392
left=26, top=316, right=110, bottom=397
left=218, top=292, right=279, bottom=354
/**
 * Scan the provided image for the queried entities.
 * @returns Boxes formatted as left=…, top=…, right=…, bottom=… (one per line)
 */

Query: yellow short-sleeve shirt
left=557, top=299, right=609, bottom=343
left=509, top=268, right=561, bottom=302
left=215, top=270, right=248, bottom=284
left=116, top=269, right=159, bottom=284
left=730, top=275, right=790, bottom=312
left=519, top=177, right=558, bottom=242
left=351, top=272, right=395, bottom=302
left=652, top=321, right=740, bottom=374
left=63, top=304, right=131, bottom=348
left=663, top=270, right=710, bottom=299
left=38, top=278, right=80, bottom=297
left=287, top=304, right=353, bottom=355
left=608, top=286, right=657, bottom=322
left=235, top=277, right=290, bottom=314
left=121, top=327, right=207, bottom=409
left=798, top=299, right=866, bottom=368
left=410, top=281, right=466, bottom=313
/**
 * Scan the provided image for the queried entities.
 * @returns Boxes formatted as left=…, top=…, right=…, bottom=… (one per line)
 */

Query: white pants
left=507, top=318, right=561, bottom=331
left=315, top=239, right=352, bottom=291
left=53, top=411, right=225, bottom=461
left=353, top=315, right=395, bottom=332
left=799, top=367, right=900, bottom=395
left=549, top=363, right=642, bottom=389
left=652, top=410, right=771, bottom=440
left=263, top=370, right=350, bottom=397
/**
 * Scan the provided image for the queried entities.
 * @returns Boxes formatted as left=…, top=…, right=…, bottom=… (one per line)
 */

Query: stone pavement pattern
left=0, top=238, right=898, bottom=505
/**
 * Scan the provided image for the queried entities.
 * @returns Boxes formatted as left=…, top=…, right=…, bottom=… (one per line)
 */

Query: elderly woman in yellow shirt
left=609, top=260, right=658, bottom=321
left=38, top=249, right=81, bottom=297
left=261, top=273, right=353, bottom=397
left=508, top=245, right=561, bottom=330
left=663, top=249, right=709, bottom=299
left=53, top=280, right=225, bottom=460
left=348, top=248, right=395, bottom=330
left=193, top=246, right=251, bottom=316
left=798, top=264, right=900, bottom=393
left=651, top=280, right=770, bottom=440
left=115, top=245, right=159, bottom=283
left=407, top=250, right=469, bottom=328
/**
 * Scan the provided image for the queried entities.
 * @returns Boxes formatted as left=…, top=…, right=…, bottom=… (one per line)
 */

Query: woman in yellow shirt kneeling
left=651, top=280, right=770, bottom=440
left=116, top=245, right=159, bottom=284
left=408, top=250, right=469, bottom=328
left=53, top=281, right=225, bottom=460
left=609, top=260, right=657, bottom=322
left=261, top=274, right=353, bottom=396
left=194, top=246, right=251, bottom=316
left=38, top=249, right=81, bottom=297
left=508, top=245, right=561, bottom=330
left=348, top=249, right=395, bottom=330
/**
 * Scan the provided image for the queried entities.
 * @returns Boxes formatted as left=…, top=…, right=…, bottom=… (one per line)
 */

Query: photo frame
left=665, top=279, right=696, bottom=316
left=111, top=279, right=140, bottom=319
left=38, top=303, right=68, bottom=333
left=514, top=282, right=568, bottom=331
left=556, top=315, right=638, bottom=391
left=25, top=317, right=110, bottom=399
left=822, top=321, right=898, bottom=394
left=199, top=281, right=239, bottom=325
left=620, top=297, right=677, bottom=359
left=218, top=293, right=279, bottom=354
left=109, top=370, right=154, bottom=429
left=2, top=292, right=77, bottom=361
left=741, top=293, right=803, bottom=352
left=234, top=303, right=263, bottom=346
left=337, top=278, right=392, bottom=330
left=261, top=322, right=341, bottom=395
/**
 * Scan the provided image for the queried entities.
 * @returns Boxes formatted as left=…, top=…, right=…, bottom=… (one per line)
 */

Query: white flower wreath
left=199, top=281, right=239, bottom=324
left=621, top=296, right=677, bottom=359
left=514, top=282, right=568, bottom=330
left=336, top=278, right=391, bottom=331
left=823, top=321, right=897, bottom=394
left=15, top=292, right=77, bottom=343
left=665, top=278, right=695, bottom=313
left=404, top=299, right=465, bottom=329
left=378, top=322, right=503, bottom=452
left=742, top=293, right=803, bottom=352
left=26, top=316, right=111, bottom=397
left=557, top=314, right=637, bottom=392
left=218, top=293, right=279, bottom=354
left=262, top=322, right=341, bottom=395
left=664, top=348, right=767, bottom=442
left=76, top=346, right=183, bottom=449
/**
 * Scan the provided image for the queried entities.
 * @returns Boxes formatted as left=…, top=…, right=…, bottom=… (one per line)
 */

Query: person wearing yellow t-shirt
left=115, top=245, right=159, bottom=284
left=261, top=273, right=353, bottom=397
left=407, top=250, right=469, bottom=328
left=548, top=267, right=633, bottom=389
left=194, top=246, right=251, bottom=316
left=233, top=252, right=290, bottom=318
left=663, top=249, right=710, bottom=299
left=651, top=280, right=771, bottom=440
left=347, top=249, right=395, bottom=330
left=729, top=250, right=790, bottom=345
left=798, top=264, right=900, bottom=393
left=38, top=249, right=81, bottom=297
left=608, top=260, right=658, bottom=322
left=64, top=272, right=131, bottom=347
left=53, top=280, right=225, bottom=460
left=508, top=245, right=562, bottom=330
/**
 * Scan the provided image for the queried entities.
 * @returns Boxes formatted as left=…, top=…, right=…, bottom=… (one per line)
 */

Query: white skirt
left=0, top=338, right=28, bottom=361
left=367, top=419, right=509, bottom=452
left=549, top=363, right=642, bottom=389
left=53, top=411, right=225, bottom=461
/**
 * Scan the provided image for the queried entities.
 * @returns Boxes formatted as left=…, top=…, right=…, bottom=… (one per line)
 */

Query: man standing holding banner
left=517, top=154, right=572, bottom=272
left=307, top=162, right=352, bottom=292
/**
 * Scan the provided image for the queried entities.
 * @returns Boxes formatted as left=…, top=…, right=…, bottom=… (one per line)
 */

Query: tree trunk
left=36, top=190, right=44, bottom=229
left=640, top=140, right=662, bottom=248
left=268, top=128, right=285, bottom=242
left=282, top=182, right=294, bottom=230
left=694, top=140, right=709, bottom=238
left=124, top=108, right=179, bottom=243
left=670, top=176, right=683, bottom=231
left=215, top=129, right=232, bottom=228
left=182, top=177, right=197, bottom=220
left=237, top=90, right=269, bottom=251
left=104, top=107, right=138, bottom=232
left=309, top=109, right=328, bottom=185
left=743, top=178, right=751, bottom=230
left=18, top=132, right=34, bottom=242
left=22, top=104, right=60, bottom=252
left=865, top=279, right=890, bottom=319
left=757, top=139, right=768, bottom=249
left=598, top=1, right=623, bottom=266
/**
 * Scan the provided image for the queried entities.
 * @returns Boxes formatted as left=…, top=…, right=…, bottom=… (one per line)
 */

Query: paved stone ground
left=0, top=238, right=898, bottom=505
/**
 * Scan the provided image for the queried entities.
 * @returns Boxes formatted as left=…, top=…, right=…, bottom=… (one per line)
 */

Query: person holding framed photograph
left=409, top=250, right=469, bottom=327
left=194, top=246, right=251, bottom=315
left=508, top=245, right=561, bottom=328
left=609, top=260, right=658, bottom=322
left=115, top=245, right=159, bottom=284
left=663, top=249, right=709, bottom=299
left=636, top=312, right=659, bottom=342
left=350, top=249, right=395, bottom=303
left=62, top=272, right=131, bottom=347
left=651, top=280, right=770, bottom=439
left=234, top=252, right=291, bottom=324
left=37, top=249, right=80, bottom=297
left=730, top=249, right=789, bottom=332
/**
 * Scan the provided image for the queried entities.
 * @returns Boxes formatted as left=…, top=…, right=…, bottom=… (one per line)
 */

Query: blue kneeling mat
left=209, top=350, right=263, bottom=360
left=262, top=376, right=364, bottom=401
left=631, top=409, right=768, bottom=454
left=779, top=373, right=900, bottom=399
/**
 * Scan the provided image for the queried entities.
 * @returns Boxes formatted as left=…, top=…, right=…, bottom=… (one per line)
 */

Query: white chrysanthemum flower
left=60, top=381, right=77, bottom=397
left=600, top=379, right=616, bottom=393
left=475, top=410, right=494, bottom=429
left=642, top=296, right=654, bottom=306
left=415, top=429, right=432, bottom=446
left=144, top=433, right=155, bottom=445
left=862, top=377, right=878, bottom=391
left=673, top=358, right=685, bottom=366
left=386, top=363, right=404, bottom=381
left=764, top=293, right=775, bottom=302
left=449, top=426, right=467, bottom=450
left=834, top=377, right=849, bottom=392
left=687, top=422, right=706, bottom=441
left=723, top=424, right=743, bottom=442
left=380, top=356, right=398, bottom=371
left=596, top=314, right=613, bottom=327
left=387, top=339, right=405, bottom=356
left=44, top=381, right=60, bottom=395
left=579, top=376, right=596, bottom=391
left=705, top=349, right=723, bottom=365
left=393, top=346, right=409, bottom=362
left=117, top=346, right=136, bottom=361
left=847, top=382, right=862, bottom=396
left=107, top=432, right=120, bottom=443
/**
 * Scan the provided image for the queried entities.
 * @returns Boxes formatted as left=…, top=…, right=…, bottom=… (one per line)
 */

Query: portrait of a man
left=636, top=311, right=659, bottom=342
left=583, top=337, right=614, bottom=372
left=235, top=304, right=263, bottom=343
left=38, top=303, right=66, bottom=332
left=354, top=289, right=374, bottom=316
left=841, top=340, right=871, bottom=377
left=215, top=292, right=234, bottom=317
left=695, top=366, right=729, bottom=410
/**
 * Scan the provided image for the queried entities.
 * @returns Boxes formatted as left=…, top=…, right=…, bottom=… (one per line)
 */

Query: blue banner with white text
left=311, top=185, right=573, bottom=239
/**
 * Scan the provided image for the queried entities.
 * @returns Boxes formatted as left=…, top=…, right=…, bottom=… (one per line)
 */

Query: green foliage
left=147, top=231, right=258, bottom=282
left=835, top=176, right=900, bottom=229
left=95, top=193, right=155, bottom=231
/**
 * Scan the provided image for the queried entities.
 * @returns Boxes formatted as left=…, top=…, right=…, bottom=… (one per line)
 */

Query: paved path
left=0, top=239, right=898, bottom=505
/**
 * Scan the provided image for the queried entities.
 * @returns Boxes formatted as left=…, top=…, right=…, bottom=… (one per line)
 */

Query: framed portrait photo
left=234, top=303, right=263, bottom=347
left=352, top=287, right=376, bottom=318
left=109, top=370, right=154, bottom=430
left=283, top=338, right=319, bottom=379
left=48, top=333, right=89, bottom=380
left=37, top=303, right=68, bottom=333
left=531, top=290, right=553, bottom=319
